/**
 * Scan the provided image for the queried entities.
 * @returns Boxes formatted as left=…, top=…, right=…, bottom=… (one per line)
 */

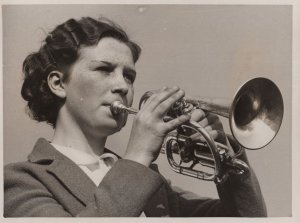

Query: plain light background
left=2, top=5, right=292, bottom=217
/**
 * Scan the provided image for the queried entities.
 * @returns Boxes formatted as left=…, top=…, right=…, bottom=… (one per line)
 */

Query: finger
left=206, top=113, right=219, bottom=123
left=154, top=89, right=185, bottom=115
left=204, top=120, right=225, bottom=139
left=189, top=129, right=220, bottom=143
left=198, top=118, right=208, bottom=127
left=189, top=132, right=205, bottom=142
left=207, top=115, right=224, bottom=131
left=198, top=113, right=219, bottom=127
left=140, top=86, right=167, bottom=109
left=190, top=109, right=206, bottom=122
left=207, top=130, right=218, bottom=141
left=163, top=113, right=191, bottom=132
left=146, top=86, right=181, bottom=111
left=214, top=130, right=227, bottom=144
left=205, top=130, right=227, bottom=145
left=204, top=125, right=213, bottom=132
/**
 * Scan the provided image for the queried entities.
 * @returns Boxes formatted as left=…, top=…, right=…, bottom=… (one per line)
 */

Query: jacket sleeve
left=165, top=136, right=267, bottom=217
left=4, top=159, right=164, bottom=217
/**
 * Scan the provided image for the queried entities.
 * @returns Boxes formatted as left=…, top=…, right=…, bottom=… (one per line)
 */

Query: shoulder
left=4, top=160, right=47, bottom=173
left=4, top=161, right=50, bottom=188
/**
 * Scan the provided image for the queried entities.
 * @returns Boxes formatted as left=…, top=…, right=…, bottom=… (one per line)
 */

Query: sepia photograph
left=1, top=2, right=298, bottom=221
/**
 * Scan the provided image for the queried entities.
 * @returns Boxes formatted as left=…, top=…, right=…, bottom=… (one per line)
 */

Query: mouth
left=102, top=103, right=112, bottom=108
left=102, top=101, right=125, bottom=118
left=103, top=100, right=127, bottom=108
left=101, top=101, right=129, bottom=128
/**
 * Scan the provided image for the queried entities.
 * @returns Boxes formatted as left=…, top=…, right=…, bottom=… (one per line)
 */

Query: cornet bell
left=230, top=77, right=284, bottom=149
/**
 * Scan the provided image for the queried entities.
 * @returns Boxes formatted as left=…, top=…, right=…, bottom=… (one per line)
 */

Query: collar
left=50, top=143, right=118, bottom=166
left=27, top=138, right=121, bottom=207
left=28, top=138, right=120, bottom=163
left=28, top=138, right=63, bottom=163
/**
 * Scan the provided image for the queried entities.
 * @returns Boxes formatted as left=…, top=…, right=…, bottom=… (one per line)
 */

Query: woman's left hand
left=188, top=109, right=235, bottom=156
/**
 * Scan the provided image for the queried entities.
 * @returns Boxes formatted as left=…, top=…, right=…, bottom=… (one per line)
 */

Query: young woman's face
left=63, top=37, right=136, bottom=137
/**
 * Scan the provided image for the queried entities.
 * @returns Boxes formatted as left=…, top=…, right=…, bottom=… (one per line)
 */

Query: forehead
left=79, top=37, right=134, bottom=66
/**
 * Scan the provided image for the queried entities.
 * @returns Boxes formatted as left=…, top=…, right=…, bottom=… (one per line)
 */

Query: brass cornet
left=110, top=77, right=284, bottom=184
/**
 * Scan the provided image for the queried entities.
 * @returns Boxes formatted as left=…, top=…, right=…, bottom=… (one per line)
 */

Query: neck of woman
left=52, top=110, right=107, bottom=156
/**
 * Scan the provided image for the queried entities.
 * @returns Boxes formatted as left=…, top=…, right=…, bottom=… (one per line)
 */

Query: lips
left=103, top=100, right=126, bottom=107
left=102, top=103, right=113, bottom=107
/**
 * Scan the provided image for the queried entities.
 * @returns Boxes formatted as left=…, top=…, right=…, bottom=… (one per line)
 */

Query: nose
left=111, top=71, right=129, bottom=96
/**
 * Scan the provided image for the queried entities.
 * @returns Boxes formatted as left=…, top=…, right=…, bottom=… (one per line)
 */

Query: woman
left=4, top=17, right=267, bottom=217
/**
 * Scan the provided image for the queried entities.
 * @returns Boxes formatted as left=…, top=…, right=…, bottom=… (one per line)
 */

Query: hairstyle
left=21, top=17, right=141, bottom=127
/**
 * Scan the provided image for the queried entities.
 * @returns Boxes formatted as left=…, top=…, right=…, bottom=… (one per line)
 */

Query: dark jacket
left=4, top=138, right=267, bottom=217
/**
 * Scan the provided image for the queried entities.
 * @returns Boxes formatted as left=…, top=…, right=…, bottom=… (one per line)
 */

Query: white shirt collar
left=50, top=143, right=118, bottom=166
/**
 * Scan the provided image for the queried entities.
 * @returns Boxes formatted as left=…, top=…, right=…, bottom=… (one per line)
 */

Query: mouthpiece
left=110, top=101, right=138, bottom=115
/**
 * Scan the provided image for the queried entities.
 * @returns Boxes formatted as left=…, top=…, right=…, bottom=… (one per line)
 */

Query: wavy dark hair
left=21, top=17, right=141, bottom=127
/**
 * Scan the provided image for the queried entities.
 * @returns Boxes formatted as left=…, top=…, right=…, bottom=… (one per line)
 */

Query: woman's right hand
left=124, top=86, right=191, bottom=167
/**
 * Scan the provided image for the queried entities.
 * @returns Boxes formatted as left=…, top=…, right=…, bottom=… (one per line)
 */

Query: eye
left=124, top=71, right=136, bottom=84
left=95, top=66, right=114, bottom=73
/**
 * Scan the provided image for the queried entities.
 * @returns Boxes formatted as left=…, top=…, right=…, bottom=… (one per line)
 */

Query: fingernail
left=172, top=86, right=179, bottom=90
left=178, top=89, right=185, bottom=95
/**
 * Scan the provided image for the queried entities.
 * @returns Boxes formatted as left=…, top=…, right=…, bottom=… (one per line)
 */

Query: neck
left=52, top=108, right=107, bottom=156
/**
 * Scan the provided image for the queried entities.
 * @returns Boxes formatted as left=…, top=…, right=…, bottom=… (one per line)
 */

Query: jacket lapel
left=28, top=138, right=97, bottom=206
left=28, top=138, right=172, bottom=216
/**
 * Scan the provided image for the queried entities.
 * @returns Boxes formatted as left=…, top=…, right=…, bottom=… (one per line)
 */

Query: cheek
left=68, top=73, right=103, bottom=103
left=78, top=87, right=97, bottom=102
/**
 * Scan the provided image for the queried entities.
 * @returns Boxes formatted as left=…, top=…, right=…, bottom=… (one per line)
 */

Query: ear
left=47, top=71, right=66, bottom=98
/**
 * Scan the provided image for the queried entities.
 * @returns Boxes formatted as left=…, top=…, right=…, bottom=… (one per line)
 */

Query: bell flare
left=230, top=77, right=284, bottom=150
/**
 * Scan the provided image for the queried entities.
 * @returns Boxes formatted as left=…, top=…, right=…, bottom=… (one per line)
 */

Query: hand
left=124, top=86, right=191, bottom=166
left=188, top=109, right=235, bottom=156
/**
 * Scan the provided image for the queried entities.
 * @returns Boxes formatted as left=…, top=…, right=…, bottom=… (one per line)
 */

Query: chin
left=98, top=116, right=127, bottom=136
left=88, top=109, right=127, bottom=136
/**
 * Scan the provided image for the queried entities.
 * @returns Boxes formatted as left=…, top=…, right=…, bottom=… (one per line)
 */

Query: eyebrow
left=90, top=60, right=112, bottom=66
left=90, top=60, right=136, bottom=75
